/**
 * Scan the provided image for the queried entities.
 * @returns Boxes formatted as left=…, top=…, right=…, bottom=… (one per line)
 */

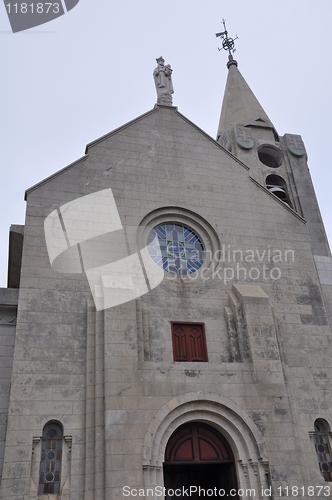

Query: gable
left=24, top=104, right=306, bottom=250
left=25, top=105, right=249, bottom=200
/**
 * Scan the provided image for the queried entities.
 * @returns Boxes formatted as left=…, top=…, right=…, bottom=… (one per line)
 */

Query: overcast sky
left=1, top=0, right=331, bottom=287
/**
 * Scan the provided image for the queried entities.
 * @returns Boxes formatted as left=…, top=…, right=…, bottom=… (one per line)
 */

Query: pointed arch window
left=313, top=420, right=332, bottom=482
left=38, top=422, right=63, bottom=495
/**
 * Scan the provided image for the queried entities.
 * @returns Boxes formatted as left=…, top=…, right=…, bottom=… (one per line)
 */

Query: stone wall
left=0, top=106, right=331, bottom=499
left=0, top=289, right=17, bottom=486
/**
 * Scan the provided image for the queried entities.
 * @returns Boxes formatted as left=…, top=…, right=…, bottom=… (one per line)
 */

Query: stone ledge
left=0, top=289, right=19, bottom=307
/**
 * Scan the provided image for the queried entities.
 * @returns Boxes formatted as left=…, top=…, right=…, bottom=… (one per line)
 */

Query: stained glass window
left=38, top=422, right=62, bottom=495
left=313, top=420, right=332, bottom=482
left=147, top=223, right=204, bottom=276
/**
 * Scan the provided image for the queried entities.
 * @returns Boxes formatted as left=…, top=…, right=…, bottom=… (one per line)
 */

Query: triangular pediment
left=25, top=105, right=250, bottom=198
left=24, top=105, right=303, bottom=223
left=243, top=116, right=272, bottom=128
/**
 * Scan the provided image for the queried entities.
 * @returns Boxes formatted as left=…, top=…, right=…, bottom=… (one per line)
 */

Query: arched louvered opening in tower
left=266, top=174, right=292, bottom=208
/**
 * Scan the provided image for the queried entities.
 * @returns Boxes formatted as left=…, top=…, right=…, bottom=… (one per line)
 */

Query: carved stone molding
left=225, top=290, right=248, bottom=362
left=143, top=393, right=269, bottom=498
left=258, top=458, right=269, bottom=475
left=64, top=436, right=72, bottom=451
left=30, top=437, right=42, bottom=496
left=32, top=436, right=41, bottom=454
left=249, top=459, right=258, bottom=476
left=238, top=460, right=248, bottom=477
left=142, top=465, right=162, bottom=472
left=0, top=314, right=17, bottom=325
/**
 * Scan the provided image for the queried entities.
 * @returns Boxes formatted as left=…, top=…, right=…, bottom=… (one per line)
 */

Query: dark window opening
left=258, top=144, right=283, bottom=168
left=164, top=463, right=236, bottom=500
left=171, top=323, right=208, bottom=362
left=266, top=174, right=292, bottom=208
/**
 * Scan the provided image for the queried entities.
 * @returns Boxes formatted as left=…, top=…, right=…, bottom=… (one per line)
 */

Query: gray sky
left=1, top=0, right=331, bottom=287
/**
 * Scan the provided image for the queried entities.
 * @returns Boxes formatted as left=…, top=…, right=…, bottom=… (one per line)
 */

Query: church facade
left=0, top=53, right=331, bottom=499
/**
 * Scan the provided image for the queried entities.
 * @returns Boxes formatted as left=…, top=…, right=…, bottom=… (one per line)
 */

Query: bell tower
left=216, top=23, right=331, bottom=262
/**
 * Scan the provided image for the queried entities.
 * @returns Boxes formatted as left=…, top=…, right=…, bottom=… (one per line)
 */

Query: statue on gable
left=153, top=57, right=174, bottom=106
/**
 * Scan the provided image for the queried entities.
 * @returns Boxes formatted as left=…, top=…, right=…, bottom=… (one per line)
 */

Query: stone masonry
left=0, top=58, right=331, bottom=500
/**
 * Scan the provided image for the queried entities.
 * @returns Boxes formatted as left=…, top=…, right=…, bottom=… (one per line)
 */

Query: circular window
left=258, top=145, right=283, bottom=168
left=147, top=223, right=204, bottom=276
left=45, top=472, right=55, bottom=483
left=46, top=450, right=56, bottom=460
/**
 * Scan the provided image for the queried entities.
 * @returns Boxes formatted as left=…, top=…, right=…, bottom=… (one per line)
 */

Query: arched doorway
left=163, top=423, right=239, bottom=499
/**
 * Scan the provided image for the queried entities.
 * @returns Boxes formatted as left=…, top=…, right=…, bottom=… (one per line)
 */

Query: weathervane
left=216, top=19, right=238, bottom=56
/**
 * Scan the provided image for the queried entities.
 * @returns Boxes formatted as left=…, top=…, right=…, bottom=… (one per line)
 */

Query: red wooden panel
left=171, top=323, right=208, bottom=362
left=173, top=325, right=188, bottom=361
left=189, top=327, right=205, bottom=361
left=165, top=423, right=233, bottom=463
left=197, top=426, right=230, bottom=460
left=165, top=425, right=192, bottom=462
left=173, top=438, right=194, bottom=461
left=198, top=438, right=220, bottom=460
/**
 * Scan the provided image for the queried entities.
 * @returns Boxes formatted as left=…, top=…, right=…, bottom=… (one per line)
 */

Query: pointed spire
left=217, top=61, right=274, bottom=139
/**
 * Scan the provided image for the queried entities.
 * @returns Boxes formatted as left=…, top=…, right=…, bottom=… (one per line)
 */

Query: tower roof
left=217, top=59, right=274, bottom=138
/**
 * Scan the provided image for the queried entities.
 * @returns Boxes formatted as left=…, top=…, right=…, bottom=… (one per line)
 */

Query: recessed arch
left=142, top=392, right=270, bottom=499
left=138, top=206, right=221, bottom=280
left=164, top=422, right=239, bottom=499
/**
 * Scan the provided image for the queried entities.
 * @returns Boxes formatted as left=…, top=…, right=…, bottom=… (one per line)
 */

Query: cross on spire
left=216, top=19, right=238, bottom=68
